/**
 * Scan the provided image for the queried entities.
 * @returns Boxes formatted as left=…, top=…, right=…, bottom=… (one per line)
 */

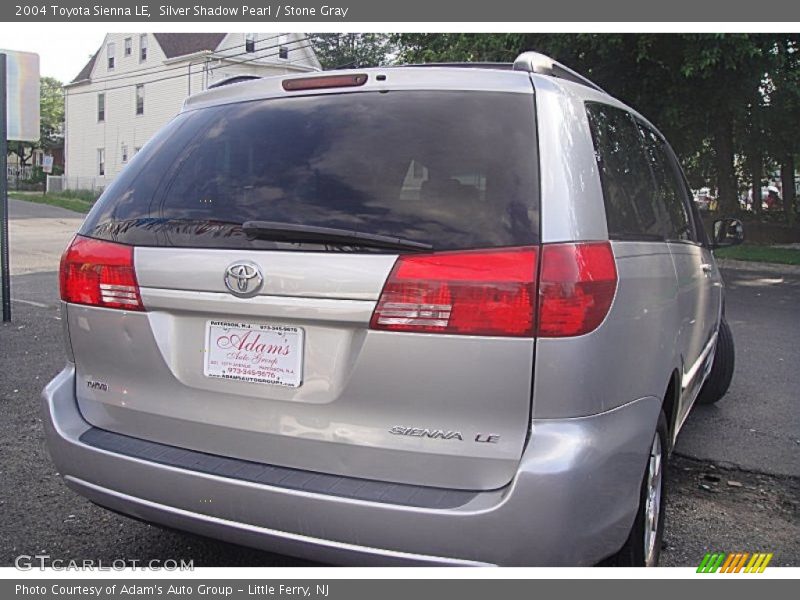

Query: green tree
left=393, top=33, right=525, bottom=63
left=38, top=76, right=64, bottom=153
left=311, top=34, right=394, bottom=69
left=394, top=34, right=790, bottom=216
left=764, top=36, right=800, bottom=224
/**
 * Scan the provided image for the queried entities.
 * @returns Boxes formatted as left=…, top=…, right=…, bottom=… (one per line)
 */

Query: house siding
left=64, top=33, right=319, bottom=189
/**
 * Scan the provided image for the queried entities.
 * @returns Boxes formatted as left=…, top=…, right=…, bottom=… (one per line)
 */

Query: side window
left=638, top=124, right=695, bottom=242
left=585, top=103, right=664, bottom=240
left=107, top=42, right=115, bottom=70
left=139, top=34, right=148, bottom=62
left=666, top=148, right=705, bottom=244
left=135, top=84, right=145, bottom=115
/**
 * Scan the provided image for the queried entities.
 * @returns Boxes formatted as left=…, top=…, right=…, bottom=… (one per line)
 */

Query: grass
left=8, top=190, right=98, bottom=214
left=715, top=244, right=800, bottom=266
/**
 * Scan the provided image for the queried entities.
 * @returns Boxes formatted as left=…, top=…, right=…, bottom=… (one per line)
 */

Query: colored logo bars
left=697, top=552, right=773, bottom=573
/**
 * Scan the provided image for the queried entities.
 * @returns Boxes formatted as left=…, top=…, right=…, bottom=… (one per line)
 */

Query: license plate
left=204, top=320, right=304, bottom=388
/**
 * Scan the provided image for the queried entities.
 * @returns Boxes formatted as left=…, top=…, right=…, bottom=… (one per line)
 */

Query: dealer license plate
left=204, top=320, right=304, bottom=388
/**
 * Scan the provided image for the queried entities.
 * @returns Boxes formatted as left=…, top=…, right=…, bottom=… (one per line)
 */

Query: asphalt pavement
left=5, top=199, right=84, bottom=278
left=675, top=263, right=800, bottom=477
left=1, top=199, right=798, bottom=567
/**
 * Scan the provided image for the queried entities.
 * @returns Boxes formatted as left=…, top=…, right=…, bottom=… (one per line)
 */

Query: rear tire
left=697, top=317, right=735, bottom=405
left=605, top=411, right=668, bottom=567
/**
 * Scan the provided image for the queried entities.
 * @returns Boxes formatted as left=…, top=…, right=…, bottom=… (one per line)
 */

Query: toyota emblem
left=223, top=262, right=264, bottom=298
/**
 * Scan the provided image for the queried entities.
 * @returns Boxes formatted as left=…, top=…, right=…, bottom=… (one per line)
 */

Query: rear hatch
left=64, top=73, right=541, bottom=490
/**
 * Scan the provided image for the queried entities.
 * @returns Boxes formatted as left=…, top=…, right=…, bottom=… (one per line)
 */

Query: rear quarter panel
left=533, top=76, right=681, bottom=419
left=533, top=242, right=680, bottom=418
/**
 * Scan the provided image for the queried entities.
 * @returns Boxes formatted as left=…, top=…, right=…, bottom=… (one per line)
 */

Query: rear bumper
left=42, top=365, right=661, bottom=566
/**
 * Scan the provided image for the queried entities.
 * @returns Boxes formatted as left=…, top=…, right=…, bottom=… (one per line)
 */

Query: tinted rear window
left=82, top=91, right=539, bottom=251
left=585, top=102, right=666, bottom=241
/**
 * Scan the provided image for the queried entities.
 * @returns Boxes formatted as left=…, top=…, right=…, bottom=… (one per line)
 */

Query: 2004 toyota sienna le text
left=42, top=52, right=742, bottom=567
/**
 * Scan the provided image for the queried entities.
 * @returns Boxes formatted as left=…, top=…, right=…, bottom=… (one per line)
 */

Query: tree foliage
left=310, top=33, right=394, bottom=69
left=393, top=34, right=800, bottom=219
left=39, top=76, right=65, bottom=152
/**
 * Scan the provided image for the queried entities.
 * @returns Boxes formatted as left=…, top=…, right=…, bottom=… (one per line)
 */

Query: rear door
left=67, top=80, right=541, bottom=491
left=637, top=124, right=722, bottom=420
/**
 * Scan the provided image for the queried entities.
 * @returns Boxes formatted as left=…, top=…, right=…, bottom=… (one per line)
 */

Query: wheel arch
left=661, top=369, right=681, bottom=452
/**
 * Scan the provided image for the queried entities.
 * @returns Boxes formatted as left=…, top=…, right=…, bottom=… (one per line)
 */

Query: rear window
left=585, top=102, right=666, bottom=241
left=81, top=90, right=539, bottom=251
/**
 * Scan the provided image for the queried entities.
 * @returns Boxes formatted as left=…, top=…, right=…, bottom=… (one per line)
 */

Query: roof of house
left=70, top=33, right=227, bottom=83
left=152, top=33, right=226, bottom=59
left=72, top=48, right=99, bottom=82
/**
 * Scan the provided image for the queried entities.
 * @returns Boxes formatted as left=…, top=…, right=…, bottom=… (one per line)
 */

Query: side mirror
left=712, top=218, right=744, bottom=249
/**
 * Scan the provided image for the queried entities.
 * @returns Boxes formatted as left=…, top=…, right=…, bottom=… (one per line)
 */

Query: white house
left=63, top=33, right=321, bottom=189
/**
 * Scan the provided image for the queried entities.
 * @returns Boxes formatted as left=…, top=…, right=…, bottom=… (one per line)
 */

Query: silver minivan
left=43, top=52, right=741, bottom=566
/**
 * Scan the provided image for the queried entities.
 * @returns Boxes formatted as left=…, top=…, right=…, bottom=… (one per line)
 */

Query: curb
left=715, top=258, right=800, bottom=276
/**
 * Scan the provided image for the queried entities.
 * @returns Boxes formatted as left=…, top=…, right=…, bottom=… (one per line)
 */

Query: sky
left=1, top=30, right=102, bottom=84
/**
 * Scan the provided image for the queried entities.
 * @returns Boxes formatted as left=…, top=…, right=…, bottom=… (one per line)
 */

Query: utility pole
left=1, top=53, right=11, bottom=322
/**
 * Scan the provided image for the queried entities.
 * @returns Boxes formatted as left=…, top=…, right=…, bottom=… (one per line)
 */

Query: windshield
left=81, top=90, right=539, bottom=251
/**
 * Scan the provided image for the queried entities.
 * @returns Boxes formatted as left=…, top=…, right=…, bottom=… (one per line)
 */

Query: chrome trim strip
left=681, top=331, right=718, bottom=392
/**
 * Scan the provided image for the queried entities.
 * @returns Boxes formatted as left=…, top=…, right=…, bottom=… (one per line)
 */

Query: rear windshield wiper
left=242, top=221, right=433, bottom=252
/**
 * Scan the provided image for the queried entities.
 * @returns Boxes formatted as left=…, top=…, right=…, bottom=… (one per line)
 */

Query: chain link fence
left=6, top=165, right=41, bottom=190
left=46, top=176, right=104, bottom=196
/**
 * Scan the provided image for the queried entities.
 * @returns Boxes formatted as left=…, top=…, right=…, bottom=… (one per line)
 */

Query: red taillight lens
left=370, top=247, right=537, bottom=337
left=537, top=242, right=617, bottom=337
left=59, top=235, right=144, bottom=311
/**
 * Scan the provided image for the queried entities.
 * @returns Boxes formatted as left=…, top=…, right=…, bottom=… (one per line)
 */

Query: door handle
left=701, top=263, right=713, bottom=274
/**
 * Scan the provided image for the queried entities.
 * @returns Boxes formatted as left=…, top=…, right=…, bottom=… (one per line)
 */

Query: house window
left=97, top=93, right=105, bottom=122
left=278, top=34, right=289, bottom=59
left=124, top=37, right=132, bottom=57
left=121, top=144, right=128, bottom=164
left=135, top=84, right=144, bottom=115
left=97, top=149, right=105, bottom=176
left=246, top=33, right=256, bottom=53
left=107, top=42, right=115, bottom=70
left=139, top=34, right=147, bottom=62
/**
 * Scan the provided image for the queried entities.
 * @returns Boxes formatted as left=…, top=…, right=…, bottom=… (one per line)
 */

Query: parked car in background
left=43, top=52, right=743, bottom=567
left=744, top=185, right=782, bottom=211
left=693, top=187, right=717, bottom=211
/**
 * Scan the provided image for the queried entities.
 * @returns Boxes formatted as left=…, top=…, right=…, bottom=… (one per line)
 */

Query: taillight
left=370, top=247, right=537, bottom=337
left=537, top=242, right=617, bottom=337
left=59, top=235, right=144, bottom=311
left=370, top=242, right=616, bottom=338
